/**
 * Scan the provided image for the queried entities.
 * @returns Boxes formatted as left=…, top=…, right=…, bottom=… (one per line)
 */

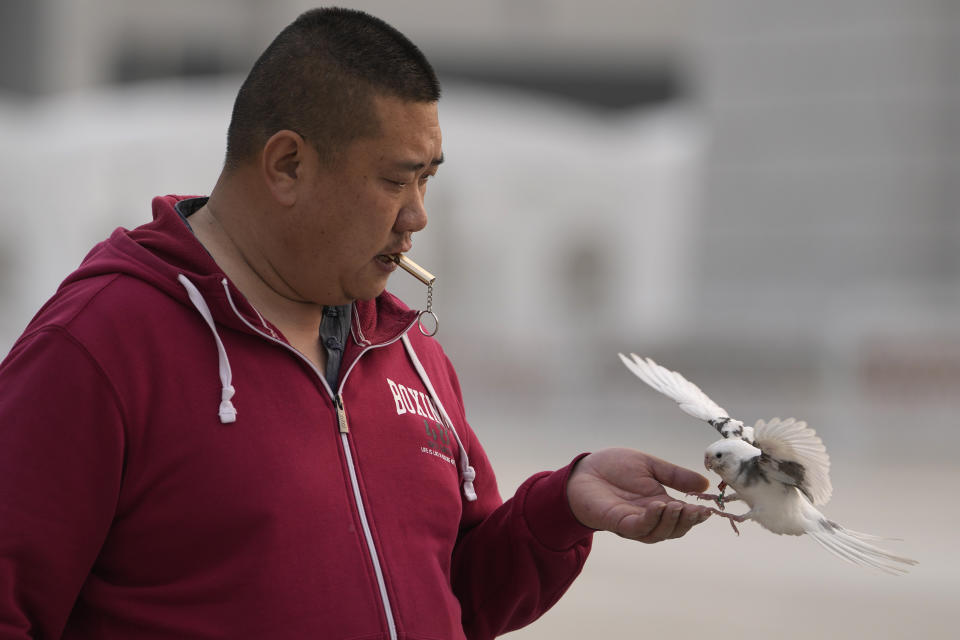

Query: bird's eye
left=716, top=453, right=723, bottom=458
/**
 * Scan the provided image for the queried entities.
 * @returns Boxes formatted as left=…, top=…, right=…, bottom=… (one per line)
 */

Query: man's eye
left=386, top=174, right=433, bottom=189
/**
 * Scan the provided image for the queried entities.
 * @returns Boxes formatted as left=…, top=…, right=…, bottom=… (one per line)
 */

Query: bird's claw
left=728, top=518, right=740, bottom=536
left=705, top=507, right=747, bottom=536
left=685, top=491, right=726, bottom=511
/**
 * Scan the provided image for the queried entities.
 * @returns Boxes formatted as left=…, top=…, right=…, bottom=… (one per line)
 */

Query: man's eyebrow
left=395, top=153, right=445, bottom=172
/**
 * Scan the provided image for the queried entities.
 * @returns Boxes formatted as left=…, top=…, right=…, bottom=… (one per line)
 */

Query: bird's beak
left=703, top=454, right=712, bottom=471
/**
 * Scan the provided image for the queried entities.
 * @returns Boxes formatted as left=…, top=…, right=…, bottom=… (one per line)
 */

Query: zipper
left=334, top=394, right=350, bottom=433
left=340, top=428, right=398, bottom=640
left=221, top=281, right=412, bottom=640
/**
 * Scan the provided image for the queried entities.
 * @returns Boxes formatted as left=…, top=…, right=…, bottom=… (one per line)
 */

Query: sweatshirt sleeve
left=450, top=449, right=595, bottom=640
left=0, top=328, right=125, bottom=639
left=417, top=342, right=594, bottom=638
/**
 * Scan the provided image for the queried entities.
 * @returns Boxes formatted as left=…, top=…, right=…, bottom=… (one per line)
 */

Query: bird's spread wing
left=754, top=417, right=832, bottom=506
left=618, top=353, right=729, bottom=424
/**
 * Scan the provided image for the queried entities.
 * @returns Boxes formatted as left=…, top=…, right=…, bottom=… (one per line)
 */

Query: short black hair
left=225, top=7, right=440, bottom=169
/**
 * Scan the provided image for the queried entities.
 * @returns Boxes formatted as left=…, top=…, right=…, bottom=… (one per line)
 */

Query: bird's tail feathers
left=835, top=527, right=903, bottom=543
left=801, top=500, right=915, bottom=575
left=808, top=523, right=917, bottom=576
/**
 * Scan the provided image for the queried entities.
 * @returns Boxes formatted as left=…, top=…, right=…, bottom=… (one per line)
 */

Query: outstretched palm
left=567, top=448, right=714, bottom=543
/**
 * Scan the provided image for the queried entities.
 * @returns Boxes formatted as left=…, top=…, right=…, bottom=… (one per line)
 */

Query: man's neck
left=190, top=201, right=329, bottom=371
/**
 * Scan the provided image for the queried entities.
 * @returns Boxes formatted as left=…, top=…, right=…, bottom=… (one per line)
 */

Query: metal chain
left=418, top=281, right=439, bottom=337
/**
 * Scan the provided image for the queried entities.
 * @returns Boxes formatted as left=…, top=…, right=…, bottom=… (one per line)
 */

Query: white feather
left=801, top=502, right=917, bottom=576
left=618, top=354, right=728, bottom=423
left=754, top=417, right=833, bottom=506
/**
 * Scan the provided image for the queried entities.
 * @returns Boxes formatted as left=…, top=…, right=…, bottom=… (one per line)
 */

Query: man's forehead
left=374, top=96, right=440, bottom=134
left=351, top=96, right=442, bottom=164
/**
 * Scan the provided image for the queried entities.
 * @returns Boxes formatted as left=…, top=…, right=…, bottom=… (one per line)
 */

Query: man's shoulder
left=27, top=272, right=181, bottom=339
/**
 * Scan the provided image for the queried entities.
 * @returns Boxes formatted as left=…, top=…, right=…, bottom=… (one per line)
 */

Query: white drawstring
left=177, top=274, right=237, bottom=424
left=401, top=334, right=477, bottom=502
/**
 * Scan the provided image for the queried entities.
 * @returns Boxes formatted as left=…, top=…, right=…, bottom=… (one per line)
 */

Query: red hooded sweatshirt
left=0, top=196, right=593, bottom=640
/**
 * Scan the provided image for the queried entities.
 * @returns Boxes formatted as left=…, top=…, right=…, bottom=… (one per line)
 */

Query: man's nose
left=396, top=188, right=428, bottom=233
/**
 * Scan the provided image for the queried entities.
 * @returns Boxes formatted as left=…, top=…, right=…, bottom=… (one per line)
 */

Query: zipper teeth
left=341, top=433, right=398, bottom=640
left=221, top=281, right=408, bottom=640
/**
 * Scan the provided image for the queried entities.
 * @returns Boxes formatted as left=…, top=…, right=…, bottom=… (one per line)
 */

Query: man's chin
left=350, top=280, right=389, bottom=303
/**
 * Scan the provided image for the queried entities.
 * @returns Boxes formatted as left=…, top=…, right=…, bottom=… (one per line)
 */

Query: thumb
left=646, top=454, right=710, bottom=493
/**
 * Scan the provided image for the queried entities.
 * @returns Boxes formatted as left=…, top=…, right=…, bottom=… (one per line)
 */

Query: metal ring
left=418, top=310, right=439, bottom=337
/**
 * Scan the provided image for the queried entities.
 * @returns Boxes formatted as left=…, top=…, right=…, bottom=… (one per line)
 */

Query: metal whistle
left=392, top=254, right=436, bottom=286
left=391, top=254, right=439, bottom=337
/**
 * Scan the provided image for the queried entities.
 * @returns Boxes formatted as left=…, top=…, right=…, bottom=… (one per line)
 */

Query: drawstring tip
left=462, top=466, right=477, bottom=502
left=218, top=401, right=237, bottom=424
left=219, top=384, right=237, bottom=423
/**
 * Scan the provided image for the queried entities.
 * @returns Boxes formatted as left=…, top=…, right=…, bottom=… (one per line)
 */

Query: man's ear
left=261, top=130, right=307, bottom=207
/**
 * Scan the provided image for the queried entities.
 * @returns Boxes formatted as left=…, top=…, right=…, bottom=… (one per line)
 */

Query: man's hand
left=567, top=448, right=714, bottom=543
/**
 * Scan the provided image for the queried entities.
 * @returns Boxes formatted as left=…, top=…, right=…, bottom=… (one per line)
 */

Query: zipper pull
left=335, top=394, right=350, bottom=433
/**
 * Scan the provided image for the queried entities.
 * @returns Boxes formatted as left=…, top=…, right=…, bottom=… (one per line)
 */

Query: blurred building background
left=0, top=1, right=956, bottom=638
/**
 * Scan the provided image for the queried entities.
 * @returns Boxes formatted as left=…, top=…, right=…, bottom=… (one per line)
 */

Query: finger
left=617, top=501, right=665, bottom=540
left=642, top=500, right=684, bottom=542
left=646, top=454, right=709, bottom=493
left=667, top=504, right=712, bottom=540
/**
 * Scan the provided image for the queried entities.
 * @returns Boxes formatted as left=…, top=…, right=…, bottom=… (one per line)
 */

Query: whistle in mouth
left=392, top=254, right=436, bottom=286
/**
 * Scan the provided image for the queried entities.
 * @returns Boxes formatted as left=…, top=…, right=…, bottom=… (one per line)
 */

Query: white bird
left=619, top=353, right=917, bottom=575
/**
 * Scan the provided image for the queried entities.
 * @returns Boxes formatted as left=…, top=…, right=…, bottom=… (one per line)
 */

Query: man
left=0, top=8, right=713, bottom=639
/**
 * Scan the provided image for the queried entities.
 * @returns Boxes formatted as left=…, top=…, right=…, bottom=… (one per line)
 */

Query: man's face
left=276, top=94, right=443, bottom=305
